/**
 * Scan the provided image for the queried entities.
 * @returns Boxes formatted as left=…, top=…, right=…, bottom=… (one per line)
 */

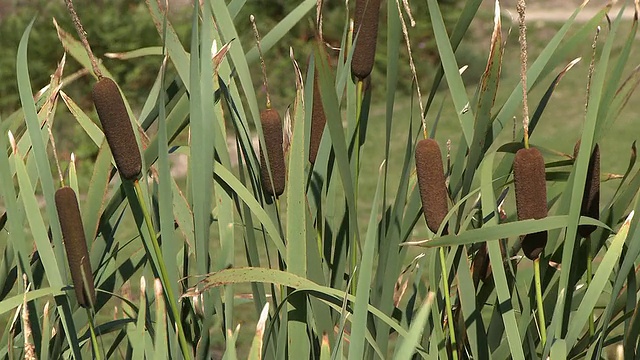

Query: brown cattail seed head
left=513, top=147, right=548, bottom=260
left=351, top=0, right=381, bottom=80
left=415, top=139, right=449, bottom=234
left=574, top=141, right=600, bottom=238
left=259, top=108, right=286, bottom=196
left=92, top=77, right=142, bottom=181
left=55, top=187, right=95, bottom=308
left=309, top=68, right=326, bottom=164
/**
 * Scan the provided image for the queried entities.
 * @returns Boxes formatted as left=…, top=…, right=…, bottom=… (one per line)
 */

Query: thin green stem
left=534, top=257, right=547, bottom=347
left=351, top=79, right=364, bottom=296
left=133, top=181, right=192, bottom=360
left=439, top=247, right=458, bottom=360
left=587, top=236, right=594, bottom=337
left=86, top=308, right=102, bottom=360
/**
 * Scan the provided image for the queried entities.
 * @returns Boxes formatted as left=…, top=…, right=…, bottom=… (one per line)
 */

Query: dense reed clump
left=351, top=0, right=381, bottom=80
left=92, top=77, right=142, bottom=181
left=574, top=141, right=600, bottom=238
left=55, top=186, right=96, bottom=308
left=309, top=68, right=326, bottom=164
left=513, top=147, right=548, bottom=260
left=415, top=138, right=449, bottom=234
left=259, top=108, right=286, bottom=196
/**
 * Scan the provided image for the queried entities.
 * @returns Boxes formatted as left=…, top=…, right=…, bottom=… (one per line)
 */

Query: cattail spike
left=309, top=66, right=326, bottom=164
left=351, top=0, right=382, bottom=80
left=574, top=141, right=600, bottom=238
left=55, top=187, right=96, bottom=308
left=415, top=139, right=449, bottom=234
left=92, top=77, right=142, bottom=181
left=513, top=147, right=548, bottom=260
left=260, top=109, right=286, bottom=197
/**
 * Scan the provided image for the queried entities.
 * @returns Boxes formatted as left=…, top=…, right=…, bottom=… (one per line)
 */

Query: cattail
left=574, top=141, right=600, bottom=238
left=513, top=147, right=548, bottom=260
left=415, top=139, right=449, bottom=234
left=259, top=108, right=286, bottom=197
left=55, top=187, right=95, bottom=308
left=351, top=0, right=381, bottom=80
left=309, top=68, right=326, bottom=164
left=92, top=77, right=142, bottom=181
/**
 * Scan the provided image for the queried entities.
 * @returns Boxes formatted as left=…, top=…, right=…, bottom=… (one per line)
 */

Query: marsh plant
left=1, top=0, right=640, bottom=359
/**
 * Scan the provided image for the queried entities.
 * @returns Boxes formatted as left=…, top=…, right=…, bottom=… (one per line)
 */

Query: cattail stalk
left=515, top=0, right=546, bottom=347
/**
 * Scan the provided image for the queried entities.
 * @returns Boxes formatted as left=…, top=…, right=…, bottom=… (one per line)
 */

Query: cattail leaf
left=463, top=0, right=503, bottom=196
left=145, top=1, right=190, bottom=89
left=193, top=268, right=416, bottom=344
left=314, top=41, right=361, bottom=247
left=565, top=212, right=633, bottom=348
left=286, top=49, right=310, bottom=356
left=0, top=134, right=31, bottom=285
left=491, top=3, right=604, bottom=140
left=132, top=277, right=147, bottom=360
left=0, top=288, right=63, bottom=316
left=17, top=18, right=68, bottom=283
left=408, top=215, right=603, bottom=248
left=39, top=302, right=50, bottom=360
left=529, top=58, right=581, bottom=137
left=13, top=134, right=63, bottom=289
left=245, top=0, right=316, bottom=65
left=223, top=325, right=240, bottom=360
left=549, top=339, right=567, bottom=360
left=248, top=303, right=269, bottom=360
left=207, top=11, right=235, bottom=334
left=53, top=19, right=114, bottom=79
left=606, top=66, right=640, bottom=135
left=59, top=91, right=105, bottom=148
left=83, top=143, right=112, bottom=265
left=155, top=50, right=183, bottom=317
left=209, top=0, right=262, bottom=130
left=479, top=151, right=525, bottom=360
left=104, top=46, right=164, bottom=60
left=68, top=153, right=79, bottom=195
left=455, top=245, right=488, bottom=360
left=424, top=0, right=482, bottom=118
left=553, top=5, right=625, bottom=343
left=348, top=161, right=385, bottom=360
left=395, top=293, right=434, bottom=360
left=427, top=0, right=474, bottom=146
left=594, top=4, right=639, bottom=140
left=153, top=280, right=168, bottom=360
left=319, top=333, right=330, bottom=360
left=213, top=162, right=285, bottom=255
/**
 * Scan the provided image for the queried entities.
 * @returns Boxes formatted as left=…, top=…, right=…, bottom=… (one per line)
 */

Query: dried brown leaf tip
left=260, top=108, right=286, bottom=197
left=55, top=186, right=96, bottom=308
left=351, top=0, right=382, bottom=80
left=415, top=139, right=449, bottom=234
left=574, top=140, right=600, bottom=238
left=92, top=77, right=142, bottom=181
left=513, top=147, right=548, bottom=260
